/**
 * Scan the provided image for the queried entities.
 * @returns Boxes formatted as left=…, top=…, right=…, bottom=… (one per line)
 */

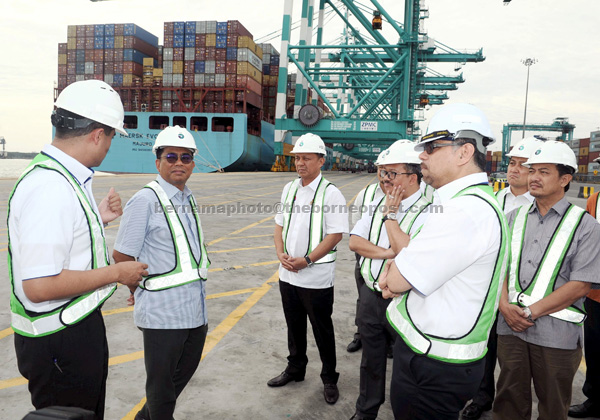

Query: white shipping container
left=196, top=21, right=206, bottom=34
left=205, top=21, right=217, bottom=34
left=184, top=47, right=195, bottom=61
left=75, top=75, right=85, bottom=82
left=162, top=73, right=173, bottom=87
left=104, top=74, right=114, bottom=84
left=215, top=74, right=225, bottom=87
left=162, top=100, right=171, bottom=111
left=163, top=47, right=174, bottom=60
left=205, top=60, right=216, bottom=73
left=163, top=60, right=173, bottom=74
left=237, top=48, right=263, bottom=72
left=194, top=74, right=205, bottom=86
left=163, top=90, right=172, bottom=99
left=173, top=73, right=183, bottom=87
left=263, top=53, right=271, bottom=64
left=205, top=74, right=215, bottom=87
left=85, top=62, right=95, bottom=74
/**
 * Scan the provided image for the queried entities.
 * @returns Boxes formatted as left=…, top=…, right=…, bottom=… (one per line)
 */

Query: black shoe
left=347, top=338, right=362, bottom=352
left=350, top=412, right=375, bottom=420
left=461, top=402, right=492, bottom=420
left=134, top=412, right=148, bottom=420
left=267, top=371, right=304, bottom=387
left=324, top=383, right=339, bottom=404
left=568, top=400, right=600, bottom=418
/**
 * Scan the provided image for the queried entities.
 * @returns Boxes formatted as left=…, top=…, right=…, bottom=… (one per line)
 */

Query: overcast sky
left=1, top=0, right=599, bottom=153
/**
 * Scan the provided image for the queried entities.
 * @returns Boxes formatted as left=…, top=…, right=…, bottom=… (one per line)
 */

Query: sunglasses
left=162, top=152, right=194, bottom=164
left=379, top=169, right=413, bottom=180
left=422, top=142, right=457, bottom=155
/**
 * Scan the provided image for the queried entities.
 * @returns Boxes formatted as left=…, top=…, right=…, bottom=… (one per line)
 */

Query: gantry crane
left=272, top=0, right=485, bottom=168
left=0, top=136, right=6, bottom=158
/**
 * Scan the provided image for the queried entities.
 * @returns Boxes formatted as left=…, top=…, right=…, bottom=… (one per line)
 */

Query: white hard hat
left=291, top=133, right=327, bottom=155
left=54, top=80, right=127, bottom=136
left=524, top=140, right=578, bottom=173
left=152, top=126, right=198, bottom=155
left=379, top=139, right=421, bottom=165
left=374, top=149, right=387, bottom=166
left=506, top=136, right=545, bottom=159
left=416, top=103, right=495, bottom=153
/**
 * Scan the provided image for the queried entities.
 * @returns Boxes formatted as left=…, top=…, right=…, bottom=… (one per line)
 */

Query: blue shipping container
left=104, top=36, right=115, bottom=49
left=123, top=49, right=149, bottom=65
left=94, top=24, right=104, bottom=37
left=216, top=21, right=228, bottom=35
left=104, top=24, right=115, bottom=36
left=216, top=34, right=227, bottom=49
left=271, top=55, right=280, bottom=65
left=263, top=64, right=271, bottom=75
left=173, top=22, right=185, bottom=35
left=122, top=23, right=159, bottom=46
left=94, top=36, right=104, bottom=49
left=195, top=61, right=205, bottom=74
left=76, top=63, right=85, bottom=75
left=184, top=34, right=196, bottom=48
left=185, top=21, right=196, bottom=34
left=173, top=35, right=184, bottom=48
left=113, top=74, right=123, bottom=87
left=226, top=47, right=238, bottom=61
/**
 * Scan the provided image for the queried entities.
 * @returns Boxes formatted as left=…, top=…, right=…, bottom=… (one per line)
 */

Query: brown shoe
left=324, top=383, right=339, bottom=404
left=267, top=371, right=304, bottom=387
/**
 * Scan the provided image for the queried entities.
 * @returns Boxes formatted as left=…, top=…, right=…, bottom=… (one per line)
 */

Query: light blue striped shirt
left=114, top=175, right=207, bottom=329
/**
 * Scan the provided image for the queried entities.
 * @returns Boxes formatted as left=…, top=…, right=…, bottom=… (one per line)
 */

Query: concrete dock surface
left=0, top=171, right=590, bottom=419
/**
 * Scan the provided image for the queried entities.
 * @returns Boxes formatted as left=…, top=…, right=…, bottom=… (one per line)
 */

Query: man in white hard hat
left=378, top=103, right=510, bottom=419
left=569, top=158, right=600, bottom=419
left=269, top=133, right=348, bottom=405
left=493, top=141, right=600, bottom=420
left=113, top=126, right=209, bottom=420
left=462, top=136, right=541, bottom=420
left=349, top=140, right=432, bottom=420
left=347, top=148, right=387, bottom=354
left=7, top=80, right=148, bottom=419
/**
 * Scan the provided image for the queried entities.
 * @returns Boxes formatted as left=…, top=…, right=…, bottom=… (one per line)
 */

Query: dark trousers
left=493, top=334, right=582, bottom=420
left=390, top=338, right=485, bottom=420
left=356, top=286, right=396, bottom=418
left=470, top=316, right=498, bottom=407
left=14, top=309, right=109, bottom=420
left=353, top=253, right=365, bottom=340
left=279, top=280, right=339, bottom=384
left=583, top=298, right=600, bottom=403
left=138, top=324, right=208, bottom=420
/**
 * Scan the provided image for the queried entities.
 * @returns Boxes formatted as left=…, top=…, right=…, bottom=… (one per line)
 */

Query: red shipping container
left=123, top=36, right=159, bottom=58
left=195, top=34, right=204, bottom=46
left=579, top=155, right=589, bottom=165
left=76, top=25, right=86, bottom=38
left=85, top=37, right=95, bottom=50
left=226, top=35, right=238, bottom=47
left=58, top=65, right=67, bottom=76
left=195, top=47, right=204, bottom=60
left=94, top=50, right=104, bottom=62
left=105, top=49, right=114, bottom=62
left=67, top=74, right=76, bottom=85
left=94, top=63, right=104, bottom=74
left=123, top=61, right=143, bottom=76
left=205, top=47, right=216, bottom=60
left=76, top=38, right=86, bottom=49
left=115, top=24, right=124, bottom=36
left=205, top=92, right=215, bottom=101
left=215, top=49, right=226, bottom=61
left=93, top=74, right=103, bottom=81
left=227, top=20, right=252, bottom=38
left=58, top=75, right=68, bottom=89
left=85, top=50, right=94, bottom=61
left=164, top=22, right=174, bottom=35
left=245, top=91, right=262, bottom=108
left=589, top=151, right=600, bottom=161
left=84, top=74, right=94, bottom=80
left=114, top=62, right=124, bottom=74
left=85, top=25, right=95, bottom=37
left=581, top=138, right=591, bottom=147
left=225, top=74, right=237, bottom=87
left=270, top=65, right=279, bottom=76
left=215, top=91, right=224, bottom=102
left=173, top=48, right=184, bottom=61
left=114, top=49, right=124, bottom=62
left=226, top=61, right=237, bottom=74
left=215, top=60, right=226, bottom=74
left=58, top=43, right=67, bottom=54
left=67, top=51, right=77, bottom=62
left=67, top=63, right=76, bottom=75
left=164, top=35, right=174, bottom=48
left=184, top=61, right=195, bottom=74
left=184, top=74, right=195, bottom=87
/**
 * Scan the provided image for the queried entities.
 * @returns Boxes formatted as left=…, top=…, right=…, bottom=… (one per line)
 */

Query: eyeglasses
left=379, top=169, right=413, bottom=180
left=162, top=152, right=194, bottom=164
left=422, top=142, right=458, bottom=155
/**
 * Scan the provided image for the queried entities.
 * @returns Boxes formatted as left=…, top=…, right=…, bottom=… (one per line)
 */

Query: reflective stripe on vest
left=8, top=153, right=115, bottom=337
left=386, top=185, right=509, bottom=363
left=360, top=194, right=432, bottom=291
left=508, top=203, right=586, bottom=324
left=496, top=188, right=509, bottom=211
left=359, top=183, right=379, bottom=218
left=423, top=184, right=435, bottom=203
left=282, top=177, right=336, bottom=264
left=595, top=194, right=600, bottom=222
left=140, top=181, right=210, bottom=291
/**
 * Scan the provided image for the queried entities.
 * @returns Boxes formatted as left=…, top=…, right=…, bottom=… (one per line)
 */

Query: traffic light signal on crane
left=372, top=10, right=382, bottom=30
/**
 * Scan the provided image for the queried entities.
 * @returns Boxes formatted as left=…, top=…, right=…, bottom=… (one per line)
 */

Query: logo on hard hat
left=535, top=149, right=542, bottom=155
left=300, top=141, right=304, bottom=146
left=178, top=134, right=184, bottom=139
left=519, top=145, right=525, bottom=150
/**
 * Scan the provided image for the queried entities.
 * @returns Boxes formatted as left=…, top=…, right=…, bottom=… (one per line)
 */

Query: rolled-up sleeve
left=324, top=187, right=348, bottom=234
left=569, top=216, right=600, bottom=284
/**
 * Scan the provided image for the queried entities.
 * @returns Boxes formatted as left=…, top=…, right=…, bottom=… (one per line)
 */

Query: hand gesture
left=115, top=261, right=149, bottom=288
left=384, top=185, right=404, bottom=216
left=99, top=187, right=123, bottom=224
left=379, top=260, right=401, bottom=299
left=278, top=252, right=299, bottom=272
left=499, top=302, right=534, bottom=332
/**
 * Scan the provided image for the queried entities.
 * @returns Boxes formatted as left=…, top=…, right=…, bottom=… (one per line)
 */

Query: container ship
left=56, top=21, right=324, bottom=173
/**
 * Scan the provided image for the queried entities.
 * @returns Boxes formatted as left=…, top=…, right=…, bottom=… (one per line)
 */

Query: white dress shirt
left=275, top=173, right=349, bottom=289
left=350, top=183, right=385, bottom=227
left=394, top=173, right=502, bottom=338
left=500, top=187, right=534, bottom=214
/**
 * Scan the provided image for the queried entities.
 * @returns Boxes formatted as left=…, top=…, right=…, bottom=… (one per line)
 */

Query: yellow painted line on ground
left=208, top=233, right=273, bottom=246
left=0, top=247, right=6, bottom=252
left=347, top=177, right=377, bottom=206
left=0, top=327, right=13, bottom=340
left=206, top=190, right=280, bottom=207
left=120, top=270, right=279, bottom=419
left=208, top=245, right=274, bottom=254
left=206, top=215, right=273, bottom=246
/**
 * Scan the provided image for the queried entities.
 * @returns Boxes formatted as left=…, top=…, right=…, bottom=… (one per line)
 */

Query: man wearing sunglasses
left=347, top=150, right=387, bottom=355
left=113, top=126, right=209, bottom=420
left=348, top=140, right=432, bottom=420
left=269, top=133, right=348, bottom=405
left=378, top=103, right=510, bottom=420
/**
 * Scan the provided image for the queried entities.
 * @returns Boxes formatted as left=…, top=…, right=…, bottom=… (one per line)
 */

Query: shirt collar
left=435, top=172, right=489, bottom=204
left=156, top=174, right=192, bottom=200
left=507, top=188, right=534, bottom=203
left=399, top=189, right=422, bottom=212
left=42, top=144, right=94, bottom=186
left=530, top=196, right=570, bottom=216
left=300, top=173, right=322, bottom=191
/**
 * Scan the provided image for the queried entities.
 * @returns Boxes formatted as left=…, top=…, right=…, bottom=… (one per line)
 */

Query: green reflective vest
left=495, top=187, right=509, bottom=211
left=386, top=184, right=509, bottom=363
left=8, top=153, right=115, bottom=337
left=282, top=177, right=336, bottom=264
left=360, top=194, right=432, bottom=291
left=139, top=181, right=210, bottom=291
left=508, top=203, right=586, bottom=324
left=358, top=183, right=379, bottom=218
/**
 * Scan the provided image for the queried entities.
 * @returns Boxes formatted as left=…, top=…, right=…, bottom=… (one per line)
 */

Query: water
left=0, top=159, right=29, bottom=178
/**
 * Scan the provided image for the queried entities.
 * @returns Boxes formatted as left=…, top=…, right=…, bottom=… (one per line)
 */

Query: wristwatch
left=523, top=306, right=535, bottom=323
left=304, top=256, right=315, bottom=268
left=383, top=212, right=397, bottom=222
